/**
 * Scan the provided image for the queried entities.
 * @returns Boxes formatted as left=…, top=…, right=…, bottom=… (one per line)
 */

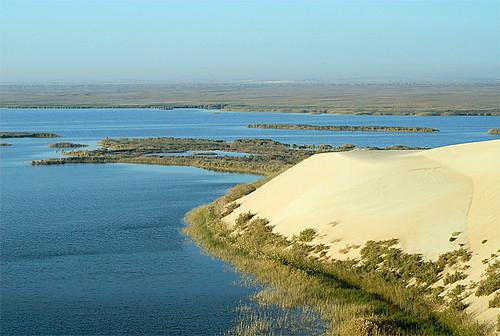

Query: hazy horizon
left=1, top=0, right=499, bottom=84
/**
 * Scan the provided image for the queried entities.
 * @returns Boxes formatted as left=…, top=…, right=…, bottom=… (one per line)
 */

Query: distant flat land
left=1, top=82, right=499, bottom=115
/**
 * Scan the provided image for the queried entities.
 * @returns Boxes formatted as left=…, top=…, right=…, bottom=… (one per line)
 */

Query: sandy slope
left=226, top=140, right=500, bottom=326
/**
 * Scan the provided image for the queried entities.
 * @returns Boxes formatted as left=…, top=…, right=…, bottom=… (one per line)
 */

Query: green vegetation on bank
left=1, top=83, right=498, bottom=115
left=31, top=137, right=426, bottom=175
left=248, top=123, right=439, bottom=133
left=185, top=182, right=491, bottom=335
left=29, top=134, right=496, bottom=334
left=48, top=142, right=88, bottom=148
left=0, top=131, right=60, bottom=138
left=488, top=128, right=500, bottom=135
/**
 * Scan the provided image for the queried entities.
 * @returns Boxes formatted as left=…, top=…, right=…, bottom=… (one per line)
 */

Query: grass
left=184, top=181, right=490, bottom=335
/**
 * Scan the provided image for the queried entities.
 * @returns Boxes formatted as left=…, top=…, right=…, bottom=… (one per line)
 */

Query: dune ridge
left=226, top=140, right=500, bottom=326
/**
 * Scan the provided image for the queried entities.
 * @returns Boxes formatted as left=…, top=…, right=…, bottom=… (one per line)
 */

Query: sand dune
left=226, top=140, right=500, bottom=325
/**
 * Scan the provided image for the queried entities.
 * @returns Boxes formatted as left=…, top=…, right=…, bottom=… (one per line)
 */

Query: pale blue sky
left=0, top=0, right=498, bottom=83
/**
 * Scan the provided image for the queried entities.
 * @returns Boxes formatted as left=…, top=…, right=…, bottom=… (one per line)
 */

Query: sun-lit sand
left=226, top=140, right=500, bottom=325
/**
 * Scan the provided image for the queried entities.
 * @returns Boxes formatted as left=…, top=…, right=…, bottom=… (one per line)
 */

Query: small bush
left=221, top=202, right=240, bottom=217
left=443, top=271, right=467, bottom=285
left=235, top=212, right=255, bottom=229
left=296, top=228, right=317, bottom=243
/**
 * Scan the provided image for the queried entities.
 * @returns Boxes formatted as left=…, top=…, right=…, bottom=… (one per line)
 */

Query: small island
left=248, top=123, right=440, bottom=133
left=488, top=128, right=500, bottom=135
left=0, top=131, right=60, bottom=139
left=48, top=142, right=88, bottom=148
left=0, top=142, right=12, bottom=146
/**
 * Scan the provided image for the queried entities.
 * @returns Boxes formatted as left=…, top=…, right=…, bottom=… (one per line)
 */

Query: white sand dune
left=226, top=140, right=500, bottom=325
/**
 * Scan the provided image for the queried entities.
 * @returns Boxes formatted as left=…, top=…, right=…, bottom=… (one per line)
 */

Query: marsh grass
left=184, top=181, right=490, bottom=335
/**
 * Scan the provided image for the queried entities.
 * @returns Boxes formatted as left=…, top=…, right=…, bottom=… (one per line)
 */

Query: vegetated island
left=488, top=128, right=500, bottom=135
left=248, top=123, right=439, bottom=133
left=186, top=140, right=500, bottom=335
left=48, top=142, right=88, bottom=148
left=31, top=137, right=425, bottom=175
left=0, top=131, right=60, bottom=138
left=0, top=142, right=12, bottom=146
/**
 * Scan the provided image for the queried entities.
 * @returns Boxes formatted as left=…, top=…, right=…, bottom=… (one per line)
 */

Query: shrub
left=235, top=212, right=255, bottom=229
left=443, top=271, right=467, bottom=285
left=296, top=228, right=317, bottom=243
left=221, top=202, right=240, bottom=217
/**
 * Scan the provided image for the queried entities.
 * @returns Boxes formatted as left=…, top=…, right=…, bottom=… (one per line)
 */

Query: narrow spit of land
left=0, top=131, right=60, bottom=138
left=248, top=123, right=439, bottom=133
left=48, top=142, right=88, bottom=148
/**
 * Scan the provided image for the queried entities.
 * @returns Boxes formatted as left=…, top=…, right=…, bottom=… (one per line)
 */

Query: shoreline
left=1, top=105, right=499, bottom=116
left=1, top=83, right=498, bottom=116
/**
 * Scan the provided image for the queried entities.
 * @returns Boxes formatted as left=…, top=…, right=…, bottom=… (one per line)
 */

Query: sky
left=0, top=0, right=498, bottom=83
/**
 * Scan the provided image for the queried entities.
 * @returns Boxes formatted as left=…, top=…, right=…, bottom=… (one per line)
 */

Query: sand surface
left=226, top=140, right=500, bottom=326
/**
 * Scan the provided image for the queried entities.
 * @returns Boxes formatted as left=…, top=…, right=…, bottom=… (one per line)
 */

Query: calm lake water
left=1, top=108, right=499, bottom=335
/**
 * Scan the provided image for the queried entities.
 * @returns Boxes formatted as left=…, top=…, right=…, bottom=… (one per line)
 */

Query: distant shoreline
left=1, top=83, right=498, bottom=116
left=0, top=105, right=498, bottom=116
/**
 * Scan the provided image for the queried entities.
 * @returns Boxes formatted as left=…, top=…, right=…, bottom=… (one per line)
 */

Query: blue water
left=1, top=108, right=499, bottom=335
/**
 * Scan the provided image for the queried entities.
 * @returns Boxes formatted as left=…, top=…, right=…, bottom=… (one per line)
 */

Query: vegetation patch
left=488, top=128, right=500, bottom=135
left=489, top=293, right=500, bottom=308
left=476, top=261, right=500, bottom=297
left=443, top=271, right=467, bottom=285
left=294, top=228, right=317, bottom=243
